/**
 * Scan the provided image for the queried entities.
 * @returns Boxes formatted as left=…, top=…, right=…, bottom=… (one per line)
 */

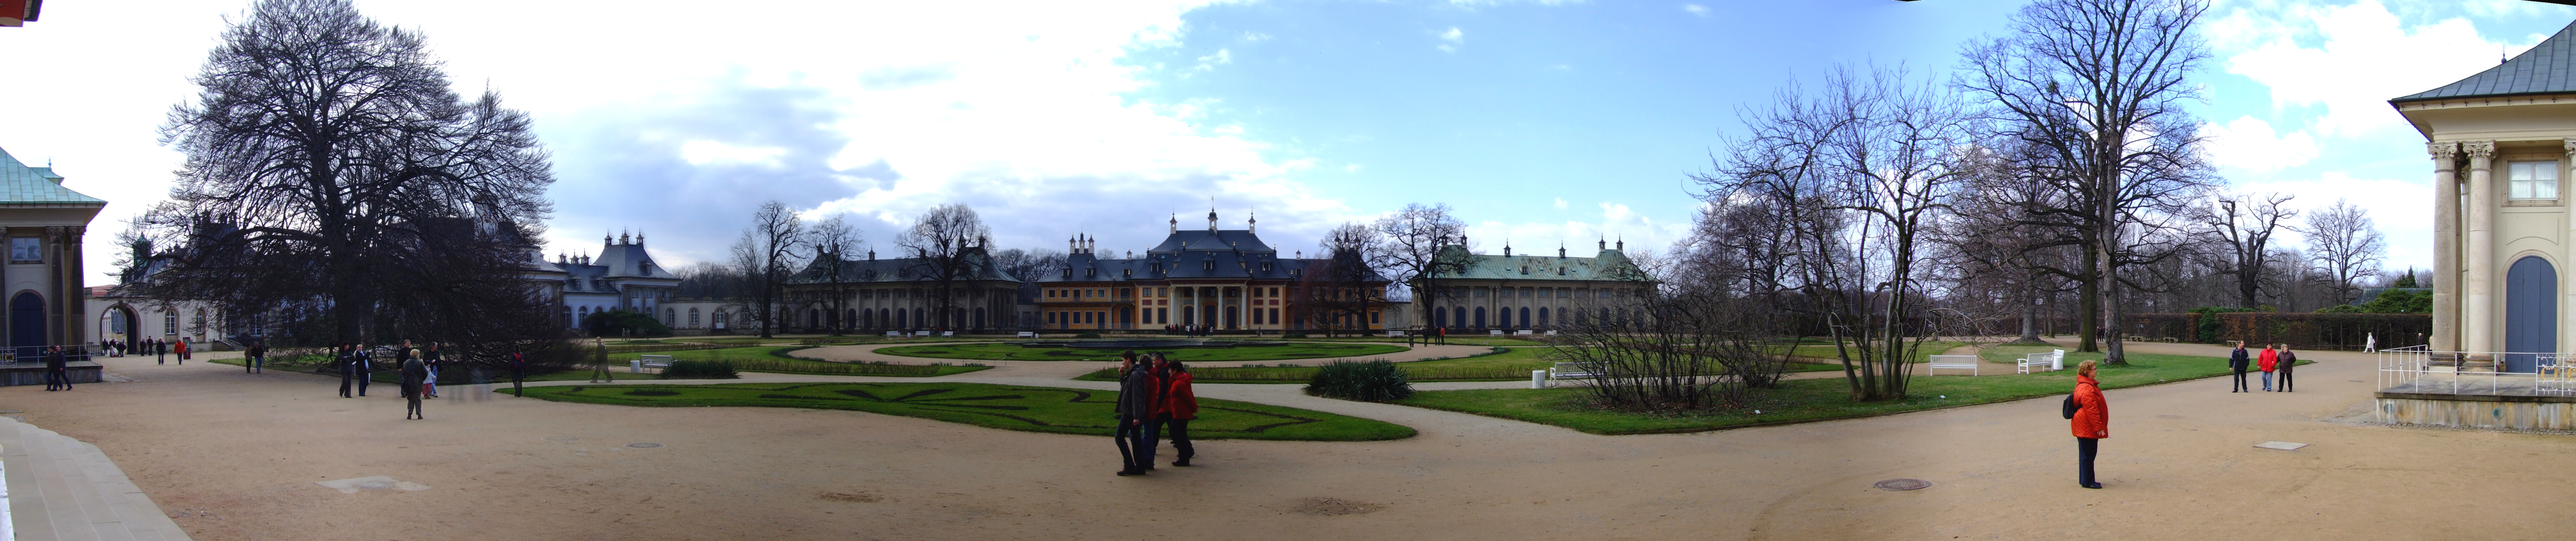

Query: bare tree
left=731, top=201, right=805, bottom=338
left=674, top=261, right=746, bottom=299
left=2203, top=192, right=2296, bottom=309
left=1957, top=0, right=2216, bottom=363
left=899, top=204, right=993, bottom=332
left=1371, top=204, right=1474, bottom=338
left=144, top=0, right=556, bottom=354
left=807, top=214, right=864, bottom=334
left=989, top=248, right=1067, bottom=283
left=1300, top=222, right=1383, bottom=337
left=2303, top=198, right=2385, bottom=307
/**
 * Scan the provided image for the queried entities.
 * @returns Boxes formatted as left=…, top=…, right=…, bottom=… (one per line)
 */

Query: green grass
left=1083, top=346, right=1843, bottom=383
left=218, top=346, right=991, bottom=381
left=1395, top=352, right=2257, bottom=435
left=504, top=382, right=1415, bottom=441
left=878, top=341, right=1408, bottom=362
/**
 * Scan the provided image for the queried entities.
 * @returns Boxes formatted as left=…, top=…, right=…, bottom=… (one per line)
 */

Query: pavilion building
left=1035, top=211, right=1392, bottom=333
left=0, top=147, right=102, bottom=353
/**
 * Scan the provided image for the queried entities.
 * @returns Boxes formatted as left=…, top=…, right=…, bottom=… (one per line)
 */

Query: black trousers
left=356, top=369, right=370, bottom=396
left=2278, top=369, right=2294, bottom=392
left=339, top=368, right=353, bottom=397
left=44, top=369, right=60, bottom=391
left=2232, top=368, right=2249, bottom=392
left=1114, top=414, right=1141, bottom=472
left=2077, top=437, right=2100, bottom=486
left=1164, top=417, right=1193, bottom=461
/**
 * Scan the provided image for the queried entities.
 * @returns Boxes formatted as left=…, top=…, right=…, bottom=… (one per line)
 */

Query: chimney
left=1616, top=237, right=1623, bottom=250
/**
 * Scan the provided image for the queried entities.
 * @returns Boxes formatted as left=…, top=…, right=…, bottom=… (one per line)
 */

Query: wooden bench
left=940, top=331, right=955, bottom=337
left=1928, top=355, right=1979, bottom=376
left=2018, top=349, right=2063, bottom=374
left=1513, top=330, right=1535, bottom=336
left=630, top=354, right=673, bottom=373
left=912, top=331, right=934, bottom=337
left=1016, top=331, right=1038, bottom=339
left=1386, top=330, right=1405, bottom=338
left=1549, top=362, right=1602, bottom=380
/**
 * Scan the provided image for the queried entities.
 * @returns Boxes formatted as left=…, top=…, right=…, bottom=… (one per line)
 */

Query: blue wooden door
left=8, top=292, right=42, bottom=353
left=2505, top=256, right=2556, bottom=373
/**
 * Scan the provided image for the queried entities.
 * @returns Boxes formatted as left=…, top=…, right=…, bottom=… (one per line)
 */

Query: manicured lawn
left=1084, top=346, right=1845, bottom=384
left=1395, top=352, right=2259, bottom=435
left=878, top=342, right=1408, bottom=362
left=217, top=346, right=992, bottom=381
left=504, top=382, right=1416, bottom=441
left=1781, top=341, right=1970, bottom=362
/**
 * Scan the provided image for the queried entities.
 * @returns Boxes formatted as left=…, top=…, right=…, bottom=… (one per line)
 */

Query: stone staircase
left=0, top=417, right=191, bottom=541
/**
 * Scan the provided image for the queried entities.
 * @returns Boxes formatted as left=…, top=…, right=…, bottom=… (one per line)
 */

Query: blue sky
left=0, top=0, right=2570, bottom=285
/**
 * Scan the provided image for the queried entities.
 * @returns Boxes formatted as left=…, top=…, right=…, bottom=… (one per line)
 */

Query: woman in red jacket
left=2257, top=343, right=2279, bottom=391
left=1162, top=358, right=1198, bottom=467
left=2071, top=360, right=2109, bottom=489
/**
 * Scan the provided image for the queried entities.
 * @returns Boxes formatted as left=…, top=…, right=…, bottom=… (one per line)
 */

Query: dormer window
left=1123, top=269, right=1133, bottom=277
left=1521, top=266, right=1530, bottom=275
left=1558, top=267, right=1567, bottom=276
left=1203, top=260, right=1215, bottom=271
left=1062, top=268, right=1072, bottom=278
left=1261, top=262, right=1272, bottom=272
left=1085, top=268, right=1096, bottom=277
left=1151, top=263, right=1162, bottom=273
left=566, top=279, right=579, bottom=291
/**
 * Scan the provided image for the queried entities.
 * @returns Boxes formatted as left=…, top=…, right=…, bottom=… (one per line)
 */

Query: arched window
left=714, top=310, right=728, bottom=329
left=896, top=308, right=908, bottom=329
left=1519, top=307, right=1530, bottom=329
left=1453, top=307, right=1466, bottom=329
left=1473, top=307, right=1486, bottom=329
left=665, top=308, right=676, bottom=325
left=848, top=308, right=860, bottom=330
left=689, top=308, right=701, bottom=327
left=1435, top=308, right=1447, bottom=328
left=1538, top=307, right=1549, bottom=327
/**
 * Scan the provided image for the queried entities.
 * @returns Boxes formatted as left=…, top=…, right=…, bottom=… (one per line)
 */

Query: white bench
left=1016, top=331, right=1038, bottom=338
left=2019, top=349, right=2065, bottom=374
left=940, top=331, right=955, bottom=337
left=885, top=331, right=903, bottom=338
left=1513, top=330, right=1535, bottom=336
left=1489, top=330, right=1505, bottom=336
left=630, top=354, right=674, bottom=373
left=1386, top=330, right=1405, bottom=338
left=1928, top=355, right=1979, bottom=376
left=1549, top=362, right=1602, bottom=380
left=912, top=331, right=934, bottom=337
left=1544, top=330, right=1558, bottom=336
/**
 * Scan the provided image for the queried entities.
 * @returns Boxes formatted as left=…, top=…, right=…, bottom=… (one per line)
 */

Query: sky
left=0, top=0, right=2569, bottom=287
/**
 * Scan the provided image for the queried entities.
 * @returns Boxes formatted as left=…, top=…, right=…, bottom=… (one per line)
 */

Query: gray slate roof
left=2394, top=20, right=2576, bottom=102
left=1432, top=247, right=1649, bottom=282
left=1147, top=229, right=1273, bottom=254
left=790, top=247, right=1022, bottom=285
left=0, top=147, right=106, bottom=205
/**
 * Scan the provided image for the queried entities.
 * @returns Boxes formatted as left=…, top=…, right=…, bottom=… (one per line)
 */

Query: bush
left=1284, top=332, right=1309, bottom=339
left=659, top=359, right=740, bottom=379
left=1075, top=332, right=1101, bottom=339
left=583, top=309, right=673, bottom=338
left=1304, top=360, right=1413, bottom=402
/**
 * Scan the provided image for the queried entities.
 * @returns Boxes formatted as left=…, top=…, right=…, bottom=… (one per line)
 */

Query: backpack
left=2061, top=394, right=2078, bottom=419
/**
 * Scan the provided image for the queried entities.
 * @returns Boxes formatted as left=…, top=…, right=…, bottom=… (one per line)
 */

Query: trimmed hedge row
left=2130, top=312, right=2429, bottom=349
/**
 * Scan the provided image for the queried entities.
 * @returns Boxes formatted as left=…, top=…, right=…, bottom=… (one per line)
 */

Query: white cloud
left=1682, top=4, right=1709, bottom=17
left=1553, top=197, right=1568, bottom=210
left=1193, top=48, right=1232, bottom=71
left=1438, top=27, right=1464, bottom=52
left=2202, top=116, right=2321, bottom=173
left=2234, top=172, right=2431, bottom=272
left=2215, top=0, right=2540, bottom=139
left=1460, top=201, right=1689, bottom=258
left=677, top=140, right=789, bottom=166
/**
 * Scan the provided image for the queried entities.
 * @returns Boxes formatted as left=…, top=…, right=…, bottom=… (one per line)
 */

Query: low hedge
left=2129, top=312, right=2428, bottom=349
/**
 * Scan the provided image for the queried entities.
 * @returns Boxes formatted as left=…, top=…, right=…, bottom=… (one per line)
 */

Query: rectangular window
left=1474, top=288, right=1486, bottom=298
left=2510, top=161, right=2560, bottom=200
left=8, top=238, right=37, bottom=263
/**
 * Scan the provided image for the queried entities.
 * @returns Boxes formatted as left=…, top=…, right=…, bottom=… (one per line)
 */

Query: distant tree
left=899, top=204, right=993, bottom=332
left=989, top=248, right=1067, bottom=283
left=1370, top=204, right=1473, bottom=335
left=110, top=228, right=157, bottom=285
left=807, top=214, right=865, bottom=334
left=143, top=0, right=556, bottom=357
left=1302, top=222, right=1383, bottom=337
left=730, top=201, right=805, bottom=338
left=2302, top=198, right=2385, bottom=306
left=674, top=261, right=746, bottom=299
left=2203, top=192, right=2297, bottom=309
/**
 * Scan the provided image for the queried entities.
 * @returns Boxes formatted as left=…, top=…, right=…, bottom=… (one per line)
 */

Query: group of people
left=39, top=345, right=76, bottom=391
left=1112, top=350, right=1197, bottom=476
left=2227, top=341, right=2298, bottom=393
left=98, top=337, right=187, bottom=364
left=1162, top=324, right=1217, bottom=337
left=333, top=341, right=447, bottom=419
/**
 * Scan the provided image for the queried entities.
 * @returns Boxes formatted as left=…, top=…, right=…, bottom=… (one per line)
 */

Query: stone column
left=2464, top=141, right=2498, bottom=352
left=2433, top=142, right=2461, bottom=351
left=64, top=226, right=83, bottom=348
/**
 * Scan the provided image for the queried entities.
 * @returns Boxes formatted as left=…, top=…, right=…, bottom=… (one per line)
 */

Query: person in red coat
left=2257, top=343, right=2279, bottom=391
left=2070, top=360, right=2109, bottom=489
left=1162, top=359, right=1198, bottom=467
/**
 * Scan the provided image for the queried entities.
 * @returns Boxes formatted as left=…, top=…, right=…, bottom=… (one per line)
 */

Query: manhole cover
left=1874, top=479, right=1931, bottom=491
left=625, top=443, right=663, bottom=448
left=542, top=436, right=578, bottom=442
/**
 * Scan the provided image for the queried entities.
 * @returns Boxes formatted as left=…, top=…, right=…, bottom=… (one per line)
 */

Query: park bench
left=1016, top=331, right=1038, bottom=338
left=1549, top=361, right=1602, bottom=380
left=2018, top=349, right=2064, bottom=374
left=912, top=331, right=934, bottom=337
left=940, top=331, right=955, bottom=337
left=1928, top=355, right=1979, bottom=376
left=1489, top=330, right=1505, bottom=336
left=1513, top=330, right=1534, bottom=336
left=885, top=331, right=904, bottom=338
left=630, top=354, right=673, bottom=373
left=1386, top=330, right=1405, bottom=338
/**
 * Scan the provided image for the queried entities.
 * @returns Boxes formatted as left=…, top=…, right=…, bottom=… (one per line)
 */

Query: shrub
left=1284, top=332, right=1309, bottom=339
left=583, top=310, right=674, bottom=338
left=1304, top=360, right=1413, bottom=402
left=659, top=360, right=739, bottom=380
left=1075, top=332, right=1102, bottom=339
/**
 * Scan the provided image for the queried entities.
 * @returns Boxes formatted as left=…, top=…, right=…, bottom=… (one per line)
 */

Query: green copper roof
left=2393, top=20, right=2576, bottom=102
left=1432, top=247, right=1650, bottom=282
left=0, top=147, right=105, bottom=205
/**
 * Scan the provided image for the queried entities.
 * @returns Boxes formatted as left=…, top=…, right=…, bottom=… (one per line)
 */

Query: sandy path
left=796, top=341, right=1495, bottom=366
left=7, top=339, right=2572, bottom=540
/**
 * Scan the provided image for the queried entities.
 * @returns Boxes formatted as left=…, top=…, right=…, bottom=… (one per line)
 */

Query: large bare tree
left=899, top=204, right=993, bottom=332
left=1370, top=204, right=1473, bottom=338
left=2203, top=192, right=2296, bottom=309
left=1957, top=0, right=2216, bottom=363
left=730, top=201, right=804, bottom=338
left=807, top=213, right=864, bottom=334
left=1302, top=222, right=1384, bottom=337
left=145, top=0, right=556, bottom=355
left=2303, top=198, right=2385, bottom=306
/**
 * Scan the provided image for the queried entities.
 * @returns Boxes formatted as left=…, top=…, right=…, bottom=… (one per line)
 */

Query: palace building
left=1418, top=239, right=1654, bottom=331
left=778, top=244, right=1027, bottom=333
left=1035, top=211, right=1392, bottom=332
left=542, top=231, right=681, bottom=328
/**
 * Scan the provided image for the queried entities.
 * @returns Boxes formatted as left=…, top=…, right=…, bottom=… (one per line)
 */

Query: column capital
left=2463, top=140, right=2497, bottom=169
left=2564, top=137, right=2576, bottom=156
left=2430, top=141, right=2460, bottom=167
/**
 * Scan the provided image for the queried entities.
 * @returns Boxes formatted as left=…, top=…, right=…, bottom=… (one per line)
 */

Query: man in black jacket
left=42, top=346, right=64, bottom=391
left=1113, top=351, right=1162, bottom=476
left=2229, top=341, right=2250, bottom=393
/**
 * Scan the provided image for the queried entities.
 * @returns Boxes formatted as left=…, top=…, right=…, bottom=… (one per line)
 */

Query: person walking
left=246, top=340, right=266, bottom=374
left=1110, top=352, right=1141, bottom=475
left=354, top=345, right=373, bottom=397
left=400, top=347, right=427, bottom=420
left=1115, top=351, right=1164, bottom=476
left=175, top=338, right=188, bottom=364
left=42, top=345, right=64, bottom=391
left=2276, top=345, right=2298, bottom=393
left=2070, top=359, right=2108, bottom=489
left=337, top=343, right=354, bottom=398
left=1162, top=357, right=1197, bottom=467
left=510, top=349, right=527, bottom=397
left=422, top=342, right=441, bottom=399
left=2257, top=343, right=2279, bottom=392
left=155, top=337, right=166, bottom=365
left=2228, top=341, right=2251, bottom=393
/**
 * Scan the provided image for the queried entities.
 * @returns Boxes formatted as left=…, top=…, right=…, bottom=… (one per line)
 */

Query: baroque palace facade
left=774, top=245, right=1028, bottom=333
left=1419, top=239, right=1655, bottom=332
left=1035, top=212, right=1392, bottom=332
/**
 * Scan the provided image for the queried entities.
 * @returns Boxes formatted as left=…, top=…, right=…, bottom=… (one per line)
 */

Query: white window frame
left=8, top=237, right=38, bottom=263
left=2508, top=160, right=2561, bottom=201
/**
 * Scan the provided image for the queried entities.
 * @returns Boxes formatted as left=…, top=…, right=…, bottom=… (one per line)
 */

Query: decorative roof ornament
left=1248, top=210, right=1257, bottom=233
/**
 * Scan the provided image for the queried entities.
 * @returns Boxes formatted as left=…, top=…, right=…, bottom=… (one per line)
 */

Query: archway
left=10, top=291, right=43, bottom=351
left=2506, top=256, right=2556, bottom=373
left=101, top=304, right=137, bottom=346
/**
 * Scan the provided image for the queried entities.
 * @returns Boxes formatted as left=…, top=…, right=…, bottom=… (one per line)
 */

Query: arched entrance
left=2505, top=256, right=2556, bottom=373
left=10, top=291, right=44, bottom=351
left=101, top=304, right=137, bottom=345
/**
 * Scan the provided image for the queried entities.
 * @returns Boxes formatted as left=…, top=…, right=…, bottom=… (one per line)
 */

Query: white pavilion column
left=2464, top=141, right=2498, bottom=353
left=2432, top=142, right=2460, bottom=351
